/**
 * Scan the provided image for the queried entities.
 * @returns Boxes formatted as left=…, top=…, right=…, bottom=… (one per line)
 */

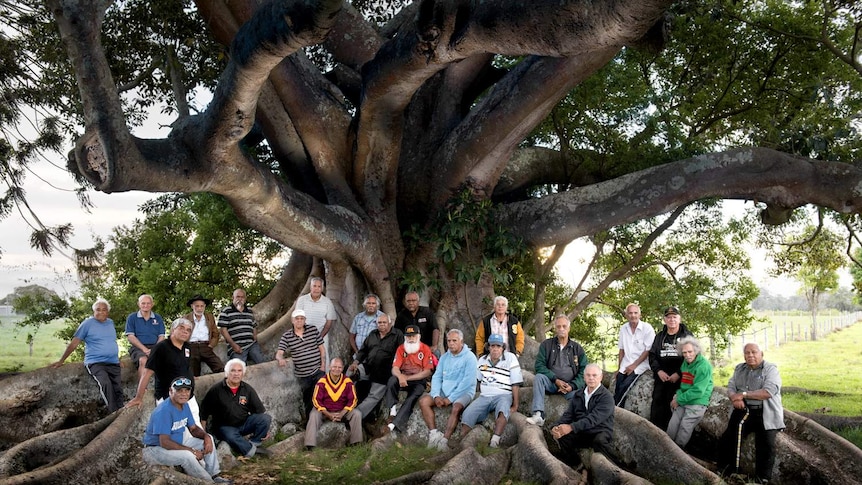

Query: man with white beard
left=381, top=325, right=435, bottom=438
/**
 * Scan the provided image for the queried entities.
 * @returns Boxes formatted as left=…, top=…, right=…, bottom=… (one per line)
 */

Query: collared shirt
left=295, top=293, right=337, bottom=333
left=349, top=311, right=382, bottom=350
left=618, top=320, right=656, bottom=375
left=124, top=310, right=166, bottom=345
left=584, top=385, right=598, bottom=409
left=490, top=314, right=509, bottom=349
left=217, top=304, right=257, bottom=350
left=190, top=313, right=210, bottom=343
left=727, top=360, right=785, bottom=430
left=477, top=351, right=523, bottom=397
left=277, top=325, right=324, bottom=378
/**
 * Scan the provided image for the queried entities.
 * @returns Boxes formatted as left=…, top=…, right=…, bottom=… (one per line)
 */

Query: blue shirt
left=349, top=311, right=382, bottom=351
left=430, top=347, right=478, bottom=401
left=124, top=311, right=165, bottom=345
left=142, top=398, right=194, bottom=446
left=74, top=316, right=120, bottom=365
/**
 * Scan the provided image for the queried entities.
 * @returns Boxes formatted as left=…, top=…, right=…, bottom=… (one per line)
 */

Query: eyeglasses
left=171, top=377, right=192, bottom=388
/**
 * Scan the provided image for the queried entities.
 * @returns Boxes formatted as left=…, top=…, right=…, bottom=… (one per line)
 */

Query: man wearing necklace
left=648, top=306, right=693, bottom=429
left=199, top=358, right=272, bottom=458
left=305, top=358, right=362, bottom=450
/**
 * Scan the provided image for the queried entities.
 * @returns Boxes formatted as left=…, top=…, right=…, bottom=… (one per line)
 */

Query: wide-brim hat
left=187, top=294, right=212, bottom=306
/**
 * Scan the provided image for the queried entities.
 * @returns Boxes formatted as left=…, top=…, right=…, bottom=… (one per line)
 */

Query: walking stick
left=616, top=372, right=641, bottom=406
left=735, top=408, right=750, bottom=472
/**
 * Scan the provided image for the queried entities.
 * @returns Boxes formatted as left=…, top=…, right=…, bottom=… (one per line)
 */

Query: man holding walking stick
left=717, top=343, right=784, bottom=483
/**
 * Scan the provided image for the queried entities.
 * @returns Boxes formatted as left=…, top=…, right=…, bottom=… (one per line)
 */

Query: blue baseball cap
left=488, top=334, right=505, bottom=347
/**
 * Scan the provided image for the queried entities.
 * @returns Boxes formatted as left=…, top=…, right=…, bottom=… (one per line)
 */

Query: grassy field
left=0, top=315, right=70, bottom=372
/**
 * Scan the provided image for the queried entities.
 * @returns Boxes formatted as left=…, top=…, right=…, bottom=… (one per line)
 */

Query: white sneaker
left=435, top=436, right=448, bottom=451
left=489, top=435, right=501, bottom=448
left=427, top=429, right=442, bottom=448
left=526, top=412, right=544, bottom=426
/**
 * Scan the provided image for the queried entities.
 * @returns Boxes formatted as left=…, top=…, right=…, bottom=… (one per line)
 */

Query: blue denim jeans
left=214, top=413, right=272, bottom=456
left=227, top=341, right=268, bottom=365
left=142, top=432, right=219, bottom=481
left=531, top=373, right=576, bottom=415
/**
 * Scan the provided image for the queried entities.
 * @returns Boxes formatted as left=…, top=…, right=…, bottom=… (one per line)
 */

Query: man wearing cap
left=218, top=288, right=267, bottom=365
left=200, top=358, right=272, bottom=458
left=294, top=277, right=337, bottom=366
left=382, top=324, right=435, bottom=438
left=551, top=363, right=615, bottom=459
left=527, top=315, right=588, bottom=426
left=142, top=376, right=232, bottom=484
left=615, top=303, right=656, bottom=406
left=394, top=291, right=440, bottom=356
left=276, top=308, right=326, bottom=418
left=184, top=294, right=224, bottom=377
left=125, top=294, right=166, bottom=382
left=52, top=298, right=125, bottom=412
left=460, top=333, right=523, bottom=448
left=349, top=313, right=403, bottom=423
left=419, top=329, right=477, bottom=451
left=648, top=305, right=693, bottom=429
left=305, top=357, right=363, bottom=450
left=127, top=318, right=198, bottom=424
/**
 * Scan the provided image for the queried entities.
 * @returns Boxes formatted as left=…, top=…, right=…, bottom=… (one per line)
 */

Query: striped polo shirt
left=217, top=304, right=257, bottom=350
left=277, top=324, right=324, bottom=378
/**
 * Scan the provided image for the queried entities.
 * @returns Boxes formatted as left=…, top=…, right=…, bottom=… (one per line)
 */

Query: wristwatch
left=742, top=391, right=747, bottom=398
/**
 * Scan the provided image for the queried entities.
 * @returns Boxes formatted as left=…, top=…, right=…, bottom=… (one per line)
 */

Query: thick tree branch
left=496, top=148, right=862, bottom=248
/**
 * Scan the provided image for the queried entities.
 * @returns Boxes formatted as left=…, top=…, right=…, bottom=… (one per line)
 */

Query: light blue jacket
left=430, top=347, right=478, bottom=401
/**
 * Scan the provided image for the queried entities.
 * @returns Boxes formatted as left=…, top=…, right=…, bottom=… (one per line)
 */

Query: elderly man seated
left=142, top=376, right=232, bottom=483
left=199, top=358, right=272, bottom=458
left=305, top=358, right=363, bottom=450
left=550, top=363, right=615, bottom=459
left=459, top=333, right=523, bottom=448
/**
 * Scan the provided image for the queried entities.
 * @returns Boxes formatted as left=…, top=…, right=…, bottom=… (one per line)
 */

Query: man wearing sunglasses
left=142, top=376, right=232, bottom=483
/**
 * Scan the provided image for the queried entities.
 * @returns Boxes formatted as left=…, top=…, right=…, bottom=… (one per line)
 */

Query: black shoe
left=212, top=477, right=233, bottom=484
left=255, top=446, right=273, bottom=457
left=305, top=445, right=315, bottom=452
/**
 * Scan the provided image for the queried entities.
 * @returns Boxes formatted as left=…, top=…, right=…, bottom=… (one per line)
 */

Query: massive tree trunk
left=8, top=0, right=861, bottom=482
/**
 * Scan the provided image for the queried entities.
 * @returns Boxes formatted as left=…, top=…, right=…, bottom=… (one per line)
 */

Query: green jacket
left=676, top=353, right=713, bottom=406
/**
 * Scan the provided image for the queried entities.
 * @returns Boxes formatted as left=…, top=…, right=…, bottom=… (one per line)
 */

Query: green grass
left=0, top=316, right=70, bottom=373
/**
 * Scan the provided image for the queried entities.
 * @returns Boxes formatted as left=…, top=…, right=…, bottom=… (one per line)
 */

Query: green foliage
left=402, top=188, right=527, bottom=292
left=70, top=192, right=286, bottom=327
left=590, top=202, right=759, bottom=348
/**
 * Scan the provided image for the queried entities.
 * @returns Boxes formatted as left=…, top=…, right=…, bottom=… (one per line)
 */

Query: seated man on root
left=199, top=358, right=272, bottom=458
left=419, top=329, right=478, bottom=451
left=460, top=333, right=523, bottom=448
left=142, top=376, right=232, bottom=484
left=526, top=315, right=587, bottom=426
left=349, top=313, right=403, bottom=423
left=382, top=324, right=435, bottom=438
left=305, top=358, right=363, bottom=450
left=550, top=363, right=615, bottom=459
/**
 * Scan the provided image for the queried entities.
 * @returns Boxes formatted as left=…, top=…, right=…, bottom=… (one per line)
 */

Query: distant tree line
left=751, top=286, right=861, bottom=313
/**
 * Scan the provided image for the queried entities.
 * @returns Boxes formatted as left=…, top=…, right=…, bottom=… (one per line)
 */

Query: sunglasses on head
left=171, top=377, right=192, bottom=387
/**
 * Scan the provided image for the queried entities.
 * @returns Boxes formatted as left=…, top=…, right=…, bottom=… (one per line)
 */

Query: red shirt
left=393, top=342, right=435, bottom=375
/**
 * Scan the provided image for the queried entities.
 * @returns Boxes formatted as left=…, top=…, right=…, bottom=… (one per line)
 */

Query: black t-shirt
left=145, top=339, right=193, bottom=400
left=394, top=306, right=436, bottom=347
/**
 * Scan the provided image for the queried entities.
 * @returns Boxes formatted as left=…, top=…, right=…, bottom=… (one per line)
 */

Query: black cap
left=404, top=324, right=420, bottom=336
left=664, top=306, right=680, bottom=316
left=170, top=376, right=193, bottom=390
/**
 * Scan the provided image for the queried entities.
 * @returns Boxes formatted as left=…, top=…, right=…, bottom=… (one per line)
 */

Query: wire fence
left=717, top=311, right=861, bottom=361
